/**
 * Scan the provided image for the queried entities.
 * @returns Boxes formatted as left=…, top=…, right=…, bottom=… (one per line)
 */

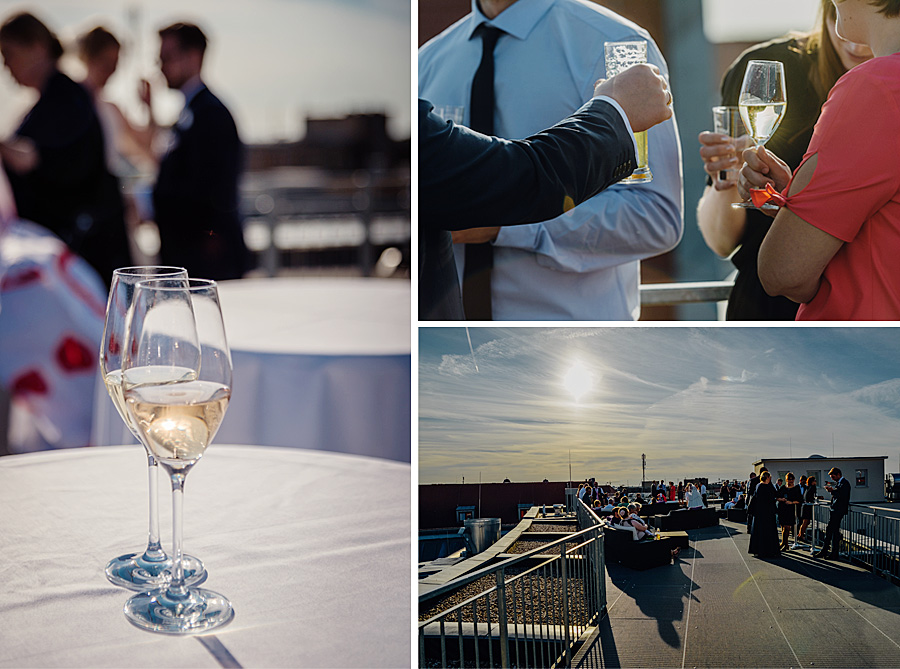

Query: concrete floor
left=576, top=520, right=900, bottom=669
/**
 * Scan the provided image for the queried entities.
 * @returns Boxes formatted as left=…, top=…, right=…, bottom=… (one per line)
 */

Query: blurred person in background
left=697, top=0, right=873, bottom=320
left=419, top=0, right=683, bottom=321
left=151, top=21, right=249, bottom=280
left=0, top=154, right=107, bottom=454
left=77, top=25, right=158, bottom=174
left=0, top=11, right=130, bottom=287
left=77, top=25, right=159, bottom=265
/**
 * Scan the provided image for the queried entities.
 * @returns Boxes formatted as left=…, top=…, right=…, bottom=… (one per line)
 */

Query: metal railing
left=811, top=502, right=900, bottom=583
left=639, top=279, right=733, bottom=306
left=418, top=503, right=606, bottom=668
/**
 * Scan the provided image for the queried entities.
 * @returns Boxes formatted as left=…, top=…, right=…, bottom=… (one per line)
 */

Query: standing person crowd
left=1, top=11, right=249, bottom=289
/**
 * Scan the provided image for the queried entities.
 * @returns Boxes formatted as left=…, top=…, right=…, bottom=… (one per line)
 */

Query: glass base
left=124, top=587, right=234, bottom=635
left=620, top=167, right=652, bottom=184
left=732, top=201, right=779, bottom=210
left=106, top=552, right=207, bottom=591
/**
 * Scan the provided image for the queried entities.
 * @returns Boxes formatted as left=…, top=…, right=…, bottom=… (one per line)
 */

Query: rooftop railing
left=418, top=501, right=606, bottom=668
left=811, top=502, right=900, bottom=584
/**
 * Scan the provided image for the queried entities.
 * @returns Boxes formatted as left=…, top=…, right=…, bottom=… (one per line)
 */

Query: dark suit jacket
left=153, top=85, right=249, bottom=280
left=419, top=97, right=636, bottom=320
left=830, top=478, right=851, bottom=515
left=5, top=71, right=129, bottom=287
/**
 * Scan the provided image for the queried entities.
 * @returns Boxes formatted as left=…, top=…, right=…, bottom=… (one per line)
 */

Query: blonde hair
left=805, top=0, right=850, bottom=99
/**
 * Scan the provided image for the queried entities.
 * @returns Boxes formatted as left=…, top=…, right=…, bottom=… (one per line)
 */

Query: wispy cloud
left=420, top=328, right=900, bottom=484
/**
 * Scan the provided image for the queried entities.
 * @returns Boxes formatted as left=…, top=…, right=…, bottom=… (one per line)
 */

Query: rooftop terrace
left=578, top=520, right=900, bottom=668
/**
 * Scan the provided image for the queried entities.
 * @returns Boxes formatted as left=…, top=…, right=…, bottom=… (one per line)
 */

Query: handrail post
left=496, top=569, right=509, bottom=669
left=561, top=543, right=571, bottom=667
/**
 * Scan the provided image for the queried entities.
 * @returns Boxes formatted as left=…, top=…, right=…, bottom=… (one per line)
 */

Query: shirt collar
left=181, top=76, right=205, bottom=106
left=467, top=0, right=554, bottom=42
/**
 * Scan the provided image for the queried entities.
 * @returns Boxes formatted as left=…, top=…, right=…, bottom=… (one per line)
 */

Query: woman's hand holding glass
left=699, top=130, right=752, bottom=191
left=737, top=146, right=792, bottom=218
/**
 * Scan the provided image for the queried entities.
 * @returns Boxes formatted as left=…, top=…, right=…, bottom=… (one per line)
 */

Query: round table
left=91, top=277, right=411, bottom=462
left=0, top=445, right=411, bottom=668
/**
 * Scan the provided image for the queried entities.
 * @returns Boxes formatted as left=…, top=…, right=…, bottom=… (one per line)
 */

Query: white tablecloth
left=0, top=445, right=411, bottom=668
left=92, top=277, right=411, bottom=462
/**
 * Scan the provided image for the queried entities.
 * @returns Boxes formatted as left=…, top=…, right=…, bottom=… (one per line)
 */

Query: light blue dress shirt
left=419, top=0, right=684, bottom=320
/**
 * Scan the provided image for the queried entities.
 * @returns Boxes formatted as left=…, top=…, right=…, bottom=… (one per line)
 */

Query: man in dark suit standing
left=814, top=467, right=851, bottom=560
left=420, top=62, right=672, bottom=320
left=153, top=22, right=249, bottom=280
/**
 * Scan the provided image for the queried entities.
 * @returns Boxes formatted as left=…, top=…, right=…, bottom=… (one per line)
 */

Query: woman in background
left=748, top=472, right=780, bottom=557
left=0, top=12, right=130, bottom=286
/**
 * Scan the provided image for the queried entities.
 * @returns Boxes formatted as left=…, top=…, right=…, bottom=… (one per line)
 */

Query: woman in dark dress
left=749, top=472, right=780, bottom=557
left=796, top=476, right=818, bottom=548
left=778, top=473, right=804, bottom=550
left=0, top=12, right=130, bottom=287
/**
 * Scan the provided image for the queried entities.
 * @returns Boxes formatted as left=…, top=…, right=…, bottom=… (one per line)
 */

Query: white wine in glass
left=122, top=277, right=234, bottom=635
left=734, top=59, right=787, bottom=210
left=99, top=266, right=207, bottom=591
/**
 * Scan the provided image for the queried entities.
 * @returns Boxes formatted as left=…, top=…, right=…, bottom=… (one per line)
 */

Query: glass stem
left=166, top=470, right=188, bottom=600
left=142, top=452, right=166, bottom=562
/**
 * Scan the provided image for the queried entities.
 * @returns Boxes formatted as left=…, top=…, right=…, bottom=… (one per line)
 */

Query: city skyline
left=419, top=327, right=900, bottom=486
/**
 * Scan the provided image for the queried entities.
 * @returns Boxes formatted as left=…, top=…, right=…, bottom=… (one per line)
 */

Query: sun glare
left=563, top=361, right=593, bottom=402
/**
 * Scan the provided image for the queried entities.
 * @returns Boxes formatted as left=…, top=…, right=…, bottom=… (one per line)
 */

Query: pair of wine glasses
left=99, top=266, right=233, bottom=634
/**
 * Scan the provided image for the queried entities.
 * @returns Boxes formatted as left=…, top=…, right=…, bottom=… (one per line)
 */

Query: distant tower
left=642, top=453, right=647, bottom=489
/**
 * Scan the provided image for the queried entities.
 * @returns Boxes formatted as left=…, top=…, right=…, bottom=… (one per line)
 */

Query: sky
left=0, top=0, right=411, bottom=142
left=419, top=327, right=900, bottom=486
left=702, top=0, right=819, bottom=44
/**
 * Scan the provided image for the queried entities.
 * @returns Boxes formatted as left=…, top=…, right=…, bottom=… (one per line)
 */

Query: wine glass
left=733, top=60, right=787, bottom=210
left=100, top=266, right=207, bottom=591
left=121, top=278, right=234, bottom=634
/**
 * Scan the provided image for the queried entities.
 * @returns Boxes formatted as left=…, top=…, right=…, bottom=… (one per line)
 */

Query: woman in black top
left=777, top=473, right=803, bottom=550
left=749, top=472, right=780, bottom=557
left=696, top=0, right=873, bottom=319
left=0, top=12, right=130, bottom=287
left=797, top=476, right=818, bottom=547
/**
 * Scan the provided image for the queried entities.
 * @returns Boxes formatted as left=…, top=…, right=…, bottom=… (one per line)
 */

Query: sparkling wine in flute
left=739, top=99, right=786, bottom=146
left=104, top=365, right=197, bottom=430
left=732, top=59, right=786, bottom=210
left=122, top=277, right=234, bottom=635
left=125, top=380, right=231, bottom=468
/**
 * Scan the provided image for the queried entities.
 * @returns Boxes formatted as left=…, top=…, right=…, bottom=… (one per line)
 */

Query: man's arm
left=489, top=40, right=682, bottom=274
left=420, top=62, right=672, bottom=232
left=419, top=97, right=636, bottom=231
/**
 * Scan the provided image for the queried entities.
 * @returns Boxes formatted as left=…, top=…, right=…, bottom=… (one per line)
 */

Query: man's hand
left=452, top=226, right=500, bottom=244
left=594, top=63, right=672, bottom=133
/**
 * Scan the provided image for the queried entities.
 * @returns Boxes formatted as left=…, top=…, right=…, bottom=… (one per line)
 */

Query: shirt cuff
left=592, top=95, right=639, bottom=161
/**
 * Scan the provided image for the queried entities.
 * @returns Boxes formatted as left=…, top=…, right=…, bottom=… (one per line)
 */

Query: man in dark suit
left=419, top=63, right=672, bottom=320
left=152, top=22, right=249, bottom=280
left=813, top=467, right=851, bottom=560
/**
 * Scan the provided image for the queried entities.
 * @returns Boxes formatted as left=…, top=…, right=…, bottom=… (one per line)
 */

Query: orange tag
left=749, top=183, right=787, bottom=209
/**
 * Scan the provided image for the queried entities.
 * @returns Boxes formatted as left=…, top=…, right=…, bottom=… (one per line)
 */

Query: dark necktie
left=462, top=25, right=503, bottom=321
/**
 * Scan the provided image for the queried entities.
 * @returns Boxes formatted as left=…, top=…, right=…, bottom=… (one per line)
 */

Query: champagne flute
left=733, top=60, right=787, bottom=210
left=122, top=278, right=234, bottom=634
left=604, top=40, right=652, bottom=184
left=100, top=266, right=206, bottom=590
